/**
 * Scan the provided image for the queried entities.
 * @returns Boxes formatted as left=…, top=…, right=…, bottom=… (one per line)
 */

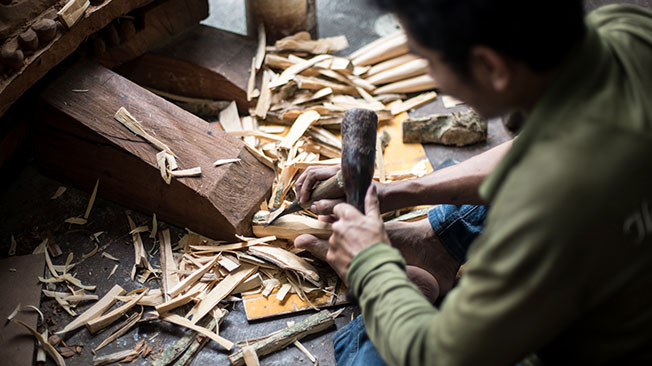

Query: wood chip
left=107, top=264, right=118, bottom=279
left=93, top=349, right=138, bottom=366
left=254, top=70, right=272, bottom=119
left=9, top=234, right=16, bottom=256
left=254, top=24, right=266, bottom=71
left=65, top=217, right=87, bottom=225
left=94, top=312, right=141, bottom=351
left=7, top=303, right=20, bottom=321
left=170, top=167, right=202, bottom=177
left=294, top=340, right=318, bottom=365
left=247, top=57, right=258, bottom=102
left=213, top=158, right=241, bottom=167
left=219, top=101, right=242, bottom=132
left=82, top=244, right=99, bottom=259
left=168, top=256, right=218, bottom=298
left=101, top=252, right=119, bottom=262
left=278, top=110, right=321, bottom=150
left=161, top=313, right=233, bottom=350
left=149, top=213, right=158, bottom=239
left=83, top=179, right=99, bottom=219
left=51, top=186, right=67, bottom=200
left=276, top=283, right=292, bottom=302
left=191, top=265, right=257, bottom=324
left=114, top=107, right=176, bottom=157
left=14, top=319, right=66, bottom=366
left=86, top=290, right=147, bottom=334
left=56, top=285, right=125, bottom=334
left=58, top=0, right=89, bottom=28
left=155, top=290, right=200, bottom=315
left=248, top=245, right=320, bottom=285
left=243, top=345, right=260, bottom=366
left=442, top=95, right=464, bottom=108
left=390, top=91, right=437, bottom=115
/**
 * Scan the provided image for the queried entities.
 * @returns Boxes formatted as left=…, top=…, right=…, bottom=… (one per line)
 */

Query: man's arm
left=296, top=140, right=513, bottom=215
left=380, top=139, right=512, bottom=211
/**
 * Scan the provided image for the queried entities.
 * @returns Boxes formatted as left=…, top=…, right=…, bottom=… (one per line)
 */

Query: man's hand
left=294, top=166, right=344, bottom=218
left=326, top=185, right=390, bottom=280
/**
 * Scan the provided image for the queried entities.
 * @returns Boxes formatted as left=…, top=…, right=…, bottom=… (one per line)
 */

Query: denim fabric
left=333, top=314, right=387, bottom=366
left=333, top=204, right=489, bottom=366
left=428, top=204, right=489, bottom=264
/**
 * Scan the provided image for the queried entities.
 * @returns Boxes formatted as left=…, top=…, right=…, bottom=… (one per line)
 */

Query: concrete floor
left=2, top=0, right=650, bottom=365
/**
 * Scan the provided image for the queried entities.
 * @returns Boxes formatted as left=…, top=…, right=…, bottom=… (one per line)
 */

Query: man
left=293, top=1, right=652, bottom=365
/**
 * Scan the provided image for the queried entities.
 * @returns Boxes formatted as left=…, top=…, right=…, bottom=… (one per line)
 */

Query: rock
left=402, top=109, right=487, bottom=146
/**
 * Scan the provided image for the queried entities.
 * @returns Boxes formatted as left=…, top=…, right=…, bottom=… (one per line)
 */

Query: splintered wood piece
left=233, top=273, right=263, bottom=294
left=93, top=349, right=138, bottom=366
left=128, top=215, right=148, bottom=269
left=247, top=57, right=258, bottom=102
left=294, top=75, right=357, bottom=95
left=101, top=251, right=119, bottom=262
left=159, top=229, right=179, bottom=301
left=191, top=265, right=257, bottom=324
left=349, top=31, right=403, bottom=59
left=83, top=179, right=99, bottom=219
left=248, top=246, right=320, bottom=285
left=86, top=290, right=147, bottom=334
left=13, top=320, right=65, bottom=366
left=161, top=313, right=233, bottom=350
left=278, top=111, right=321, bottom=150
left=276, top=283, right=292, bottom=302
left=149, top=213, right=158, bottom=239
left=352, top=33, right=409, bottom=66
left=168, top=256, right=218, bottom=298
left=294, top=340, right=317, bottom=364
left=255, top=24, right=266, bottom=71
left=218, top=256, right=241, bottom=273
left=391, top=91, right=438, bottom=115
left=227, top=310, right=339, bottom=366
left=255, top=70, right=273, bottom=119
left=366, top=58, right=430, bottom=86
left=58, top=0, right=90, bottom=29
left=243, top=141, right=275, bottom=170
left=56, top=285, right=125, bottom=334
left=51, top=186, right=67, bottom=200
left=94, top=312, right=141, bottom=352
left=219, top=101, right=242, bottom=132
left=372, top=74, right=437, bottom=95
left=170, top=167, right=202, bottom=177
left=253, top=214, right=332, bottom=241
left=243, top=346, right=260, bottom=366
left=442, top=95, right=464, bottom=108
left=155, top=290, right=201, bottom=314
left=270, top=54, right=332, bottom=89
left=214, top=158, right=242, bottom=167
left=115, top=106, right=176, bottom=157
left=65, top=217, right=87, bottom=225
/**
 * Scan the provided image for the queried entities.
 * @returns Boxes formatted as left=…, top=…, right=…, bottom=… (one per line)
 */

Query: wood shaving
left=83, top=179, right=99, bottom=219
left=51, top=186, right=66, bottom=199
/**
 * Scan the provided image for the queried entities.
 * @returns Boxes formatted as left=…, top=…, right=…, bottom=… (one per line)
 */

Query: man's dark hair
left=372, top=0, right=585, bottom=76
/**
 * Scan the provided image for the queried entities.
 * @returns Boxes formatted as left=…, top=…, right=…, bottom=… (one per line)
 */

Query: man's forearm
left=380, top=139, right=513, bottom=212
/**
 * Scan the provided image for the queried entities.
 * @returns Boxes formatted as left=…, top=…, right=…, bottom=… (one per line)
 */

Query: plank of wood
left=114, top=24, right=254, bottom=114
left=161, top=313, right=233, bottom=350
left=0, top=0, right=153, bottom=118
left=37, top=61, right=274, bottom=240
left=278, top=111, right=321, bottom=150
left=56, top=284, right=125, bottom=334
left=228, top=310, right=339, bottom=365
left=191, top=264, right=257, bottom=324
left=86, top=290, right=147, bottom=334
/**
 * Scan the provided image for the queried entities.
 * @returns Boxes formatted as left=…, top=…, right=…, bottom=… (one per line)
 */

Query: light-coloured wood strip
left=56, top=285, right=125, bottom=334
left=168, top=256, right=218, bottom=298
left=161, top=313, right=234, bottom=350
left=372, top=74, right=438, bottom=95
left=86, top=290, right=147, bottom=334
left=278, top=111, right=321, bottom=150
left=191, top=265, right=257, bottom=324
left=219, top=101, right=242, bottom=132
left=155, top=290, right=201, bottom=314
left=390, top=91, right=438, bottom=115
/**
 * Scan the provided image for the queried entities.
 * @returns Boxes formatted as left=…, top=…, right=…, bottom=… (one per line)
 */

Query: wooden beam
left=36, top=61, right=274, bottom=240
left=0, top=0, right=154, bottom=119
left=115, top=25, right=255, bottom=114
left=94, top=0, right=208, bottom=68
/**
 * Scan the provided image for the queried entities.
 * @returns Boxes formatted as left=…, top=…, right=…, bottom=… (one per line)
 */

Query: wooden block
left=36, top=61, right=274, bottom=240
left=114, top=24, right=254, bottom=114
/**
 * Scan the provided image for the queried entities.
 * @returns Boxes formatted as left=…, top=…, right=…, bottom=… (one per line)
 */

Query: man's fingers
left=332, top=202, right=361, bottom=220
left=310, top=198, right=343, bottom=216
left=294, top=234, right=328, bottom=261
left=364, top=185, right=381, bottom=218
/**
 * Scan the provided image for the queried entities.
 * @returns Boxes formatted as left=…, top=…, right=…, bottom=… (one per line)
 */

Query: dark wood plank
left=93, top=0, right=208, bottom=69
left=114, top=25, right=256, bottom=113
left=36, top=60, right=274, bottom=240
left=0, top=0, right=153, bottom=119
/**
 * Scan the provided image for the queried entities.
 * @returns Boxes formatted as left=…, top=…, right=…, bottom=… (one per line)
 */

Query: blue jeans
left=333, top=204, right=488, bottom=366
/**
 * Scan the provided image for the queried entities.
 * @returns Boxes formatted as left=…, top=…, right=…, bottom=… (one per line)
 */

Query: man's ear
left=469, top=46, right=511, bottom=92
